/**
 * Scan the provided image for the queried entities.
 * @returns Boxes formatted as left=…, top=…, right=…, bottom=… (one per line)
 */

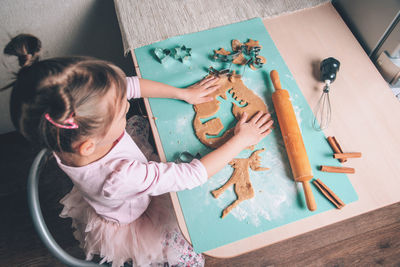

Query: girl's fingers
left=198, top=76, right=214, bottom=86
left=203, top=84, right=220, bottom=93
left=196, top=85, right=219, bottom=101
left=200, top=76, right=219, bottom=87
left=259, top=120, right=274, bottom=132
left=239, top=112, right=248, bottom=124
left=198, top=76, right=213, bottom=86
left=261, top=128, right=272, bottom=137
left=249, top=111, right=263, bottom=124
left=196, top=96, right=215, bottom=104
left=204, top=85, right=219, bottom=96
left=255, top=112, right=271, bottom=126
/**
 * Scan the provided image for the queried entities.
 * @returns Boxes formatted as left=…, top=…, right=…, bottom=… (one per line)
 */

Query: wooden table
left=131, top=3, right=400, bottom=258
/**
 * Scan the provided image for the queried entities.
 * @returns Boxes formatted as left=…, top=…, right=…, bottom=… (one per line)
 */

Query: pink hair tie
left=44, top=113, right=79, bottom=129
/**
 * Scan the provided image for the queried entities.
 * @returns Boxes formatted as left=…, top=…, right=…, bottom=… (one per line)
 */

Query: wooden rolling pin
left=270, top=70, right=317, bottom=211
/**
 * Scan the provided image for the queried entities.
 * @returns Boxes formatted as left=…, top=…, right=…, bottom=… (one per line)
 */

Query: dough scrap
left=211, top=149, right=269, bottom=218
left=231, top=39, right=243, bottom=51
left=193, top=72, right=268, bottom=148
left=232, top=53, right=247, bottom=65
left=245, top=39, right=262, bottom=53
left=214, top=48, right=231, bottom=56
left=249, top=55, right=266, bottom=70
left=214, top=39, right=266, bottom=68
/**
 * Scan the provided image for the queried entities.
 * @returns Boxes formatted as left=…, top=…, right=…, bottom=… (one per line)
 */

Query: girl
left=4, top=34, right=273, bottom=267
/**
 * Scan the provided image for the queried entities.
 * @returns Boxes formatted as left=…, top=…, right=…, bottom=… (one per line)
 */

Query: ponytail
left=3, top=34, right=127, bottom=152
left=4, top=34, right=41, bottom=67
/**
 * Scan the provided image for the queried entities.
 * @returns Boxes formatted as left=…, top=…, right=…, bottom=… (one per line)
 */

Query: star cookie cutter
left=173, top=45, right=192, bottom=62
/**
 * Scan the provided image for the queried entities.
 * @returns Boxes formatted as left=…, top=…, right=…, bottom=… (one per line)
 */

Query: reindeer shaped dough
left=193, top=71, right=268, bottom=149
left=211, top=149, right=269, bottom=218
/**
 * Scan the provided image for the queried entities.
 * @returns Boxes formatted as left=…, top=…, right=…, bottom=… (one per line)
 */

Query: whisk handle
left=270, top=70, right=282, bottom=90
left=320, top=57, right=340, bottom=83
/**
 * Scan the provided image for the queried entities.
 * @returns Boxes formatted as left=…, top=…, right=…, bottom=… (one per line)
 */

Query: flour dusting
left=207, top=139, right=296, bottom=226
left=176, top=116, right=190, bottom=134
left=289, top=94, right=303, bottom=130
left=293, top=105, right=303, bottom=129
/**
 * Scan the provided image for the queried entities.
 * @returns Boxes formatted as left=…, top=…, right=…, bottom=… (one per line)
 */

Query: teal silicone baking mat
left=134, top=18, right=358, bottom=253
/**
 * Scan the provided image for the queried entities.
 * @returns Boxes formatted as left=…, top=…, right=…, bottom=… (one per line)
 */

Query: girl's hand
left=234, top=111, right=273, bottom=148
left=200, top=110, right=273, bottom=177
left=182, top=76, right=220, bottom=104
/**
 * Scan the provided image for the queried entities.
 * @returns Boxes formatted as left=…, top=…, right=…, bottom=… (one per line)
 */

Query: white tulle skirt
left=59, top=116, right=204, bottom=266
left=60, top=187, right=204, bottom=267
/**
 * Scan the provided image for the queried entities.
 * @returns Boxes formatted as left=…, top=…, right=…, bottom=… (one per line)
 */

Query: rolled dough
left=192, top=72, right=268, bottom=148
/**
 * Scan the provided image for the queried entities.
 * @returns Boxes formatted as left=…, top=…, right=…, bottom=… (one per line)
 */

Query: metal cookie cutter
left=175, top=151, right=201, bottom=163
left=208, top=66, right=230, bottom=76
left=213, top=50, right=241, bottom=62
left=154, top=48, right=172, bottom=64
left=174, top=45, right=192, bottom=62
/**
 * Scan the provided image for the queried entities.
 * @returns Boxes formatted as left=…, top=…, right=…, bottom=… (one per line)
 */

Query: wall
left=332, top=0, right=400, bottom=58
left=0, top=0, right=133, bottom=134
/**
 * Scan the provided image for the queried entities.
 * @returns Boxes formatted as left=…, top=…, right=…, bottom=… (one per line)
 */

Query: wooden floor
left=1, top=130, right=399, bottom=267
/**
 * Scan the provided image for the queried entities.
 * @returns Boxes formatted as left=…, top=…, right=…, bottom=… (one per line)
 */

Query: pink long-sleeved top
left=55, top=77, right=208, bottom=224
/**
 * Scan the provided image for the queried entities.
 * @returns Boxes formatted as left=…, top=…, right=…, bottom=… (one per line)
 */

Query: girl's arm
left=200, top=111, right=273, bottom=177
left=139, top=76, right=220, bottom=104
left=101, top=111, right=273, bottom=200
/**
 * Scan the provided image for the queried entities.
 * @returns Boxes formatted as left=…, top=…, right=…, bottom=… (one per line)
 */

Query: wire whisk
left=313, top=57, right=340, bottom=131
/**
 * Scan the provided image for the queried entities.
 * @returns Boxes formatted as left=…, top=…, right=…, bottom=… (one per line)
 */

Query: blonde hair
left=4, top=34, right=127, bottom=152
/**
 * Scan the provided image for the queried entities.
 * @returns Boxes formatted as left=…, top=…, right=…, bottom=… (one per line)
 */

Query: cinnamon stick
left=333, top=152, right=362, bottom=159
left=320, top=165, right=355, bottom=174
left=313, top=179, right=345, bottom=209
left=327, top=136, right=347, bottom=163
